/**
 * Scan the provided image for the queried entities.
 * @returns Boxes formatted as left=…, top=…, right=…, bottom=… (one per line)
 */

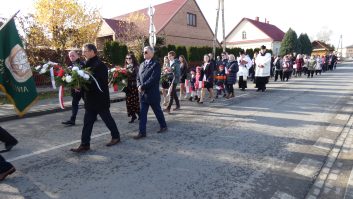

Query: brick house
left=224, top=17, right=285, bottom=55
left=96, top=0, right=218, bottom=49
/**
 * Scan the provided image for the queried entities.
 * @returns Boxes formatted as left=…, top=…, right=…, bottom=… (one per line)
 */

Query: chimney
left=265, top=18, right=267, bottom=23
left=267, top=21, right=269, bottom=24
left=255, top=17, right=259, bottom=21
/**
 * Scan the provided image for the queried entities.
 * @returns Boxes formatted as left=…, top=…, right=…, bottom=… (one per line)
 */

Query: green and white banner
left=0, top=16, right=38, bottom=116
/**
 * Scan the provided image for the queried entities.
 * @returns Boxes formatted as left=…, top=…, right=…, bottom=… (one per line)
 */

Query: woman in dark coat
left=124, top=53, right=140, bottom=123
left=225, top=54, right=239, bottom=98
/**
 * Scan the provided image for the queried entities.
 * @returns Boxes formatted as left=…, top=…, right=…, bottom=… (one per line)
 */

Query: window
left=187, top=13, right=197, bottom=27
left=242, top=31, right=247, bottom=39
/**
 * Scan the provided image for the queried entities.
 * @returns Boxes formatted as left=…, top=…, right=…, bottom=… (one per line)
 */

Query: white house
left=225, top=17, right=285, bottom=55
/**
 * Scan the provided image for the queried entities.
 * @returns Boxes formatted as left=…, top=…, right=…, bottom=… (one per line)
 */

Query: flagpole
left=0, top=10, right=20, bottom=31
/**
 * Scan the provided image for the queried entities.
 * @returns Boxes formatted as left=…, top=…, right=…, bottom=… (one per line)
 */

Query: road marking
left=293, top=158, right=322, bottom=178
left=313, top=137, right=334, bottom=151
left=271, top=191, right=297, bottom=199
left=7, top=131, right=111, bottom=162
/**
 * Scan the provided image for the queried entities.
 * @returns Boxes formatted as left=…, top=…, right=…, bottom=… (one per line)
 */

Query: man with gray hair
left=134, top=46, right=167, bottom=139
left=62, top=51, right=85, bottom=126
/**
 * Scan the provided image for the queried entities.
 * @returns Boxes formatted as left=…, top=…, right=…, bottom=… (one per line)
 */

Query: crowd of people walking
left=0, top=43, right=339, bottom=181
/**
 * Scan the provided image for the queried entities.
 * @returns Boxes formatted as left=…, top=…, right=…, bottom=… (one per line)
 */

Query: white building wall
left=226, top=21, right=270, bottom=42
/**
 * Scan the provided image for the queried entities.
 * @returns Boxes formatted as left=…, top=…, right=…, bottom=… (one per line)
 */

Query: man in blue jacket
left=134, top=46, right=167, bottom=139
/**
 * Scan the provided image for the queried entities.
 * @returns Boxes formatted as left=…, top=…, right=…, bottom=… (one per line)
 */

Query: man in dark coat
left=70, top=44, right=120, bottom=152
left=62, top=51, right=85, bottom=126
left=133, top=46, right=167, bottom=139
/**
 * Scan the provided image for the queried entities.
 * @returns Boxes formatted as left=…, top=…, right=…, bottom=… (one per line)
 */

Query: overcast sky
left=1, top=0, right=351, bottom=48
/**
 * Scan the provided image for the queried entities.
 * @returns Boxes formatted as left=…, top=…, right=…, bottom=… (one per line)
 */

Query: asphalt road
left=1, top=63, right=353, bottom=199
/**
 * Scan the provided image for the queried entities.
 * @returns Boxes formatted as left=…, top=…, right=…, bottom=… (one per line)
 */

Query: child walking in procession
left=215, top=65, right=227, bottom=98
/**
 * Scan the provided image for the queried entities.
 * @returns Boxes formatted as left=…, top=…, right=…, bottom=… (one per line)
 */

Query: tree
left=279, top=28, right=299, bottom=56
left=117, top=12, right=147, bottom=62
left=33, top=0, right=101, bottom=61
left=298, top=33, right=312, bottom=55
left=316, top=26, right=333, bottom=43
left=176, top=46, right=187, bottom=58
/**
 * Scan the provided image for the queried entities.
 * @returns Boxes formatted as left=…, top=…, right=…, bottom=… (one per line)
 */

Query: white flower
left=65, top=75, right=72, bottom=83
left=43, top=64, right=49, bottom=69
left=122, top=79, right=127, bottom=85
left=39, top=68, right=47, bottom=74
left=77, top=70, right=85, bottom=77
left=83, top=74, right=90, bottom=80
left=35, top=65, right=41, bottom=70
left=110, top=68, right=116, bottom=72
left=72, top=66, right=79, bottom=71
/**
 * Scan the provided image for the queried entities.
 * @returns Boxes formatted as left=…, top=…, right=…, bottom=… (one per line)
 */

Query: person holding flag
left=0, top=12, right=38, bottom=180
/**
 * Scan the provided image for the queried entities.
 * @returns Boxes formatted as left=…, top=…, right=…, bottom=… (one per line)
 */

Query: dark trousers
left=275, top=70, right=283, bottom=81
left=297, top=70, right=302, bottom=77
left=226, top=84, right=234, bottom=94
left=70, top=90, right=82, bottom=122
left=0, top=155, right=13, bottom=173
left=283, top=71, right=291, bottom=81
left=0, top=126, right=18, bottom=146
left=167, top=84, right=180, bottom=109
left=255, top=77, right=268, bottom=91
left=81, top=109, right=120, bottom=146
left=139, top=97, right=167, bottom=135
left=315, top=70, right=322, bottom=75
left=307, top=70, right=314, bottom=78
left=238, top=76, right=247, bottom=90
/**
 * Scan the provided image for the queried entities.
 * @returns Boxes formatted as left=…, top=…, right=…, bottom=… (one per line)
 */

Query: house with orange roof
left=96, top=0, right=218, bottom=50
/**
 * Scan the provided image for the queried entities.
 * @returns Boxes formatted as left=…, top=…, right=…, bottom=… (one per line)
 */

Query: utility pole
left=336, top=34, right=343, bottom=59
left=221, top=0, right=226, bottom=52
left=213, top=0, right=220, bottom=57
left=148, top=4, right=156, bottom=48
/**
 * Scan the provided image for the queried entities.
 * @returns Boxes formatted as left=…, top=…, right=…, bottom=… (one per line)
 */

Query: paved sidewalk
left=0, top=87, right=126, bottom=122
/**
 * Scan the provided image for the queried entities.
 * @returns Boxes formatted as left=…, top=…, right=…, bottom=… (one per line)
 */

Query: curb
left=0, top=97, right=126, bottom=122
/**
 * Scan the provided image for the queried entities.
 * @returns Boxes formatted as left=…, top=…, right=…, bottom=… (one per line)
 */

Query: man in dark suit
left=133, top=46, right=167, bottom=139
left=62, top=51, right=85, bottom=126
left=70, top=44, right=120, bottom=152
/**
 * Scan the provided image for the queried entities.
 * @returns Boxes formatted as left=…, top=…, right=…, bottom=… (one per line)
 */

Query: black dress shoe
left=157, top=127, right=168, bottom=133
left=70, top=145, right=90, bottom=153
left=62, top=120, right=75, bottom=125
left=106, top=138, right=120, bottom=146
left=133, top=134, right=146, bottom=140
left=0, top=166, right=16, bottom=181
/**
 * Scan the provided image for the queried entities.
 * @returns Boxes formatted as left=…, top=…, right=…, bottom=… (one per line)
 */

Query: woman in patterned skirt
left=124, top=52, right=140, bottom=123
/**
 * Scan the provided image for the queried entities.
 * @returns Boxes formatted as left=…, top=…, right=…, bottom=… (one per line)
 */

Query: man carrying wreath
left=70, top=44, right=121, bottom=153
left=61, top=51, right=85, bottom=126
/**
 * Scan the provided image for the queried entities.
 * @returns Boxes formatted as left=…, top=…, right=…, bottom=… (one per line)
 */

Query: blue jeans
left=139, top=98, right=167, bottom=135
